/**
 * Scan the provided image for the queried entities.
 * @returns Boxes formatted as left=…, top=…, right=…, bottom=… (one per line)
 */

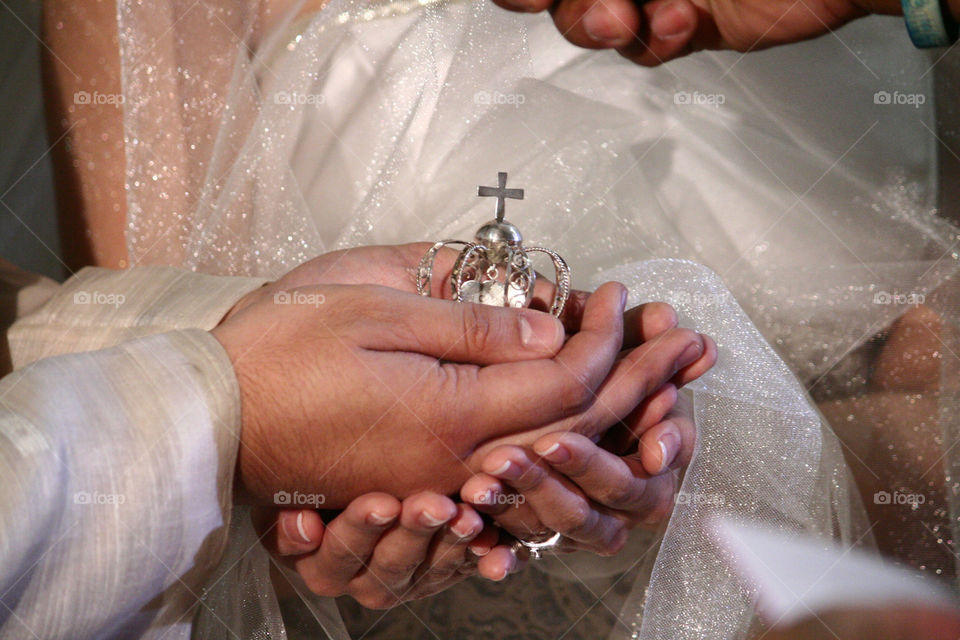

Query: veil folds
left=115, top=0, right=959, bottom=637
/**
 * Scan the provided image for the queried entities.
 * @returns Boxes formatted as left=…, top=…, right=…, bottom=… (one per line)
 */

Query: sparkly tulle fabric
left=115, top=0, right=959, bottom=637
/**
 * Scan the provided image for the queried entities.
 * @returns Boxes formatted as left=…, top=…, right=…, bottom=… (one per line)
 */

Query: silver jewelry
left=511, top=531, right=563, bottom=560
left=417, top=172, right=571, bottom=317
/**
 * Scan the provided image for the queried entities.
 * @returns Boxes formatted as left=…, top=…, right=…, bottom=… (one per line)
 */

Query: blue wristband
left=902, top=0, right=959, bottom=47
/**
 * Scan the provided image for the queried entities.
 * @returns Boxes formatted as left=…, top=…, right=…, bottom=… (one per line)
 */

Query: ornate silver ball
left=474, top=220, right=523, bottom=263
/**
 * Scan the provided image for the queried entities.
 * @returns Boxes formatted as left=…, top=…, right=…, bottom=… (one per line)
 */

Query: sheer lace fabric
left=115, top=0, right=959, bottom=637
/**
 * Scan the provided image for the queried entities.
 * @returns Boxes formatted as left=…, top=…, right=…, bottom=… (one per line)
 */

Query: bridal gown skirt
left=114, top=0, right=960, bottom=637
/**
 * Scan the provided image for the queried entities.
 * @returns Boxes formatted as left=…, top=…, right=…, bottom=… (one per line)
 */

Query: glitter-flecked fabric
left=114, top=0, right=960, bottom=638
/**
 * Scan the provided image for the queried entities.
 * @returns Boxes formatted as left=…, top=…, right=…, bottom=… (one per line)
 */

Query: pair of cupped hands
left=211, top=243, right=716, bottom=609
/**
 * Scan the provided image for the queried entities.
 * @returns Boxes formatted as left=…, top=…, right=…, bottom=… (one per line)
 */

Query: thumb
left=366, top=292, right=565, bottom=365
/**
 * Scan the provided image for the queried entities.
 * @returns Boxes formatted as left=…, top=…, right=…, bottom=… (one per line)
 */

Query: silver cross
left=477, top=171, right=524, bottom=221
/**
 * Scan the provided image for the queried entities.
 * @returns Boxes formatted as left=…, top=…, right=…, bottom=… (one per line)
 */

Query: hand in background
left=491, top=0, right=902, bottom=66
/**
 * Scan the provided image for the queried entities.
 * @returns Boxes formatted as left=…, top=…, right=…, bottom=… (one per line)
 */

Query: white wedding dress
left=114, top=0, right=959, bottom=637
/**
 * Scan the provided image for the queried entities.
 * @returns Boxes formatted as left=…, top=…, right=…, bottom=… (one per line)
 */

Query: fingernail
left=535, top=442, right=570, bottom=464
left=650, top=0, right=692, bottom=38
left=584, top=2, right=627, bottom=43
left=520, top=312, right=563, bottom=351
left=488, top=460, right=520, bottom=480
left=368, top=511, right=397, bottom=526
left=420, top=510, right=452, bottom=528
left=657, top=427, right=681, bottom=473
left=295, top=511, right=312, bottom=543
left=452, top=522, right=478, bottom=539
left=469, top=543, right=491, bottom=557
left=620, top=286, right=628, bottom=311
left=675, top=336, right=704, bottom=370
left=492, top=552, right=517, bottom=581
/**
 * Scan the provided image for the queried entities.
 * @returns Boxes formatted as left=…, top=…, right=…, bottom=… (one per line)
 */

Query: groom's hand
left=213, top=284, right=566, bottom=508
left=490, top=0, right=906, bottom=67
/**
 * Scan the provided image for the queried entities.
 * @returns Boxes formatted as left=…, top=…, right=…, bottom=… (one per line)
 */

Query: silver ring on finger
left=511, top=531, right=563, bottom=560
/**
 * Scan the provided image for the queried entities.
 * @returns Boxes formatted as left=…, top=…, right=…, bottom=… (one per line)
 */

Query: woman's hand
left=489, top=0, right=904, bottom=67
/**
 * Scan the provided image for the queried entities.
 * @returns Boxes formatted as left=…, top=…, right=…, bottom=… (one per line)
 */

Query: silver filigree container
left=416, top=172, right=571, bottom=317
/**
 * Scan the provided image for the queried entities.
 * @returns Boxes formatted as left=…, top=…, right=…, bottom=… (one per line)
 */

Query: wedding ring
left=511, top=531, right=563, bottom=560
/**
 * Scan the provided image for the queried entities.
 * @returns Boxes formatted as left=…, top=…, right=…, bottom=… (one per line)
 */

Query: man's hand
left=213, top=279, right=704, bottom=509
left=491, top=0, right=905, bottom=66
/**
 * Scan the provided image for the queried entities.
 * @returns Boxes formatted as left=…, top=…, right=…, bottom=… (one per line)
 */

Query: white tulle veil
left=114, top=0, right=959, bottom=637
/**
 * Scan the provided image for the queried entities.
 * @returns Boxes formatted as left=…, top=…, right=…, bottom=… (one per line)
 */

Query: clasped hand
left=211, top=244, right=715, bottom=607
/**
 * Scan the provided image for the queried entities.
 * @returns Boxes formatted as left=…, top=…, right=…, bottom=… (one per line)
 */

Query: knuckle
left=461, top=303, right=494, bottom=354
left=596, top=476, right=636, bottom=509
left=558, top=376, right=593, bottom=417
left=554, top=499, right=594, bottom=536
left=376, top=557, right=421, bottom=578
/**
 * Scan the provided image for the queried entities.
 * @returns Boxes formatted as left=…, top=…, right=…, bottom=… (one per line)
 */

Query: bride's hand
left=264, top=493, right=519, bottom=607
left=462, top=405, right=695, bottom=557
left=490, top=0, right=903, bottom=67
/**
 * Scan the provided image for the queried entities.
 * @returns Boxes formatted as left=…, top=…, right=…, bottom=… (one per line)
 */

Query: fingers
left=481, top=446, right=628, bottom=554
left=534, top=432, right=679, bottom=526
left=534, top=433, right=650, bottom=508
left=672, top=332, right=716, bottom=387
left=477, top=544, right=524, bottom=581
left=412, top=504, right=484, bottom=587
left=363, top=492, right=458, bottom=599
left=637, top=400, right=696, bottom=474
left=472, top=282, right=627, bottom=435
left=360, top=286, right=565, bottom=364
left=622, top=301, right=679, bottom=349
left=275, top=509, right=325, bottom=556
left=616, top=0, right=703, bottom=66
left=550, top=0, right=641, bottom=49
left=564, top=327, right=704, bottom=439
left=294, top=493, right=401, bottom=596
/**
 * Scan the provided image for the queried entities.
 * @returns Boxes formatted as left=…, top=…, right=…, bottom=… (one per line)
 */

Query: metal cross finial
left=478, top=171, right=524, bottom=222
